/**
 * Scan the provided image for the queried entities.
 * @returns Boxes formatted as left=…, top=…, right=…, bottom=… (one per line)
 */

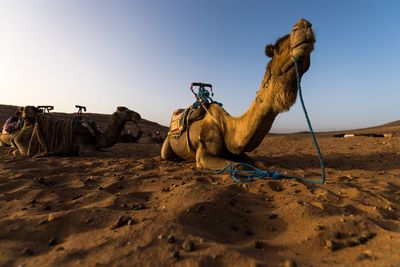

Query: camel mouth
left=291, top=40, right=314, bottom=51
left=290, top=37, right=314, bottom=56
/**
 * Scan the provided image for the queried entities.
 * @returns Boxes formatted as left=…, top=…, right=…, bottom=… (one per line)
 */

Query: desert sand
left=1, top=105, right=400, bottom=267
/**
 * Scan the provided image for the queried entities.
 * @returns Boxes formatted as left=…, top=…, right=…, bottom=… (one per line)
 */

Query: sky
left=0, top=0, right=399, bottom=132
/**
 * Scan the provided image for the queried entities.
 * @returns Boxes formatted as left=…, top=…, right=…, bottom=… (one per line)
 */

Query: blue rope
left=214, top=59, right=326, bottom=185
left=193, top=87, right=222, bottom=108
left=214, top=162, right=282, bottom=183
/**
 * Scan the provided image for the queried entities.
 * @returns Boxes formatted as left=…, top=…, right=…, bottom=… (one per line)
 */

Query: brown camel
left=161, top=18, right=315, bottom=169
left=12, top=106, right=141, bottom=156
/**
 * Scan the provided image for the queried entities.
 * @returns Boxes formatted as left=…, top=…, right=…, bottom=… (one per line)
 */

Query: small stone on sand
left=283, top=259, right=297, bottom=267
left=254, top=240, right=264, bottom=249
left=48, top=237, right=58, bottom=246
left=22, top=248, right=34, bottom=256
left=171, top=250, right=180, bottom=260
left=48, top=214, right=56, bottom=222
left=182, top=239, right=196, bottom=252
left=167, top=234, right=175, bottom=243
left=111, top=215, right=133, bottom=229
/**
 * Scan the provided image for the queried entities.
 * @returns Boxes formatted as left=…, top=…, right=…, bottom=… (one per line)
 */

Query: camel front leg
left=161, top=136, right=177, bottom=161
left=195, top=146, right=236, bottom=170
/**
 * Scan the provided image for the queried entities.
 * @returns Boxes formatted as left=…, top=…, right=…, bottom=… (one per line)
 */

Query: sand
left=1, top=125, right=400, bottom=266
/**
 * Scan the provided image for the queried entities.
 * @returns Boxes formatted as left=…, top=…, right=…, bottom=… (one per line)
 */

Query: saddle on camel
left=168, top=82, right=218, bottom=139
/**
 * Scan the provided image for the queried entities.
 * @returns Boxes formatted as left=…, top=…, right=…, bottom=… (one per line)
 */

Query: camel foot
left=195, top=147, right=236, bottom=170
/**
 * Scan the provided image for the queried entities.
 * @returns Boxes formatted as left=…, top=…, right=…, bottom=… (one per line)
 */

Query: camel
left=161, top=18, right=315, bottom=169
left=11, top=106, right=141, bottom=156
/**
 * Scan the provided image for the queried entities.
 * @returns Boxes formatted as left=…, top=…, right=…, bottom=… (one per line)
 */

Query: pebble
left=111, top=216, right=133, bottom=229
left=356, top=253, right=372, bottom=261
left=182, top=239, right=196, bottom=252
left=171, top=250, right=180, bottom=260
left=48, top=214, right=56, bottom=222
left=348, top=237, right=361, bottom=247
left=312, top=202, right=325, bottom=210
left=283, top=259, right=297, bottom=267
left=360, top=231, right=374, bottom=241
left=325, top=240, right=339, bottom=251
left=131, top=203, right=146, bottom=210
left=22, top=248, right=34, bottom=256
left=254, top=240, right=264, bottom=249
left=167, top=234, right=175, bottom=243
left=48, top=237, right=58, bottom=246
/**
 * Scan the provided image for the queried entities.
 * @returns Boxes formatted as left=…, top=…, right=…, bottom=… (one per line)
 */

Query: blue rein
left=215, top=59, right=326, bottom=184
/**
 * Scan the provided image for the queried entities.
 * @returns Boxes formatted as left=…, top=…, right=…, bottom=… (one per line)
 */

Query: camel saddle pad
left=168, top=106, right=207, bottom=138
left=168, top=109, right=188, bottom=138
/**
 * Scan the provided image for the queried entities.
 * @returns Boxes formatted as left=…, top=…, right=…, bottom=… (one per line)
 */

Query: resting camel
left=12, top=106, right=141, bottom=156
left=161, top=18, right=315, bottom=169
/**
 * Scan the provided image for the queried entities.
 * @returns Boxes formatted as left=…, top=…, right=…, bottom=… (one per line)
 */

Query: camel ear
left=117, top=106, right=128, bottom=112
left=265, top=44, right=274, bottom=57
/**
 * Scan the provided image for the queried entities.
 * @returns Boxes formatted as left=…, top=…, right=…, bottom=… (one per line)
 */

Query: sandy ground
left=1, top=133, right=400, bottom=267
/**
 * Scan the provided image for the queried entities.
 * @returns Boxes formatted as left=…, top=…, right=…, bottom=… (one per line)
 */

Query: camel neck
left=97, top=114, right=126, bottom=149
left=223, top=69, right=297, bottom=154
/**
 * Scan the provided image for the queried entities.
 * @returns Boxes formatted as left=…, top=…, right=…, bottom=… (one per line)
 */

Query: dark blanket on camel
left=27, top=116, right=74, bottom=157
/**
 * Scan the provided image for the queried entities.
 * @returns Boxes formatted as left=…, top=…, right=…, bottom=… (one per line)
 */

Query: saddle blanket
left=168, top=108, right=189, bottom=138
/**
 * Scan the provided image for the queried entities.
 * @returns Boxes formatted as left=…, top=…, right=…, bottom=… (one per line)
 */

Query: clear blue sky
left=1, top=0, right=399, bottom=132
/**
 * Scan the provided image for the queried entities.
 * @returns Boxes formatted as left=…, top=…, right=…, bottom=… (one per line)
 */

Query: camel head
left=115, top=106, right=141, bottom=124
left=22, top=106, right=42, bottom=122
left=265, top=18, right=315, bottom=78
